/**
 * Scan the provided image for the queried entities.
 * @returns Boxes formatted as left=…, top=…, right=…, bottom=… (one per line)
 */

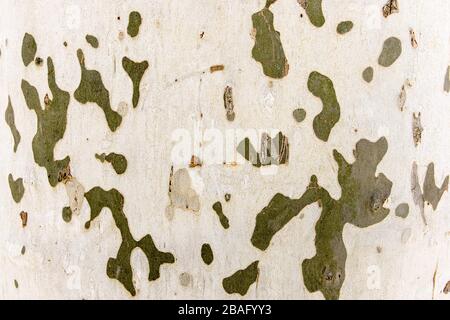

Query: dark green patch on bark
left=304, top=0, right=325, bottom=27
left=8, top=174, right=25, bottom=203
left=74, top=49, right=122, bottom=132
left=251, top=138, right=392, bottom=300
left=222, top=261, right=259, bottom=296
left=212, top=201, right=229, bottom=229
left=122, top=57, right=149, bottom=108
left=362, top=67, right=374, bottom=83
left=127, top=11, right=142, bottom=37
left=308, top=71, right=340, bottom=142
left=84, top=187, right=175, bottom=296
left=62, top=206, right=72, bottom=223
left=251, top=7, right=289, bottom=79
left=85, top=35, right=99, bottom=48
left=21, top=57, right=71, bottom=187
left=21, top=33, right=37, bottom=66
left=201, top=243, right=214, bottom=265
left=95, top=152, right=128, bottom=175
left=337, top=21, right=353, bottom=34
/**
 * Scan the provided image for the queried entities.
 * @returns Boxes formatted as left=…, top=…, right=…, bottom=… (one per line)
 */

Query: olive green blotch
left=362, top=67, right=374, bottom=83
left=21, top=57, right=70, bottom=187
left=5, top=96, right=21, bottom=152
left=212, top=201, right=229, bottom=229
left=74, top=49, right=122, bottom=132
left=308, top=72, right=340, bottom=142
left=8, top=174, right=25, bottom=203
left=293, top=108, right=306, bottom=123
left=62, top=206, right=72, bottom=223
left=122, top=57, right=149, bottom=108
left=251, top=7, right=289, bottom=79
left=84, top=187, right=175, bottom=296
left=201, top=243, right=214, bottom=265
left=237, top=132, right=289, bottom=167
left=95, top=153, right=128, bottom=175
left=85, top=35, right=99, bottom=48
left=251, top=138, right=392, bottom=300
left=127, top=11, right=142, bottom=37
left=21, top=33, right=37, bottom=66
left=14, top=280, right=18, bottom=289
left=395, top=203, right=409, bottom=219
left=378, top=37, right=402, bottom=67
left=222, top=261, right=259, bottom=296
left=337, top=21, right=353, bottom=34
left=305, top=0, right=325, bottom=27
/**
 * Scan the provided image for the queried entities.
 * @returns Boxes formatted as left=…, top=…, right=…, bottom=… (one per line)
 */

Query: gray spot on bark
left=395, top=203, right=409, bottom=218
left=382, top=0, right=399, bottom=18
left=167, top=168, right=200, bottom=212
left=411, top=162, right=449, bottom=226
left=423, top=163, right=449, bottom=210
left=179, top=272, right=193, bottom=287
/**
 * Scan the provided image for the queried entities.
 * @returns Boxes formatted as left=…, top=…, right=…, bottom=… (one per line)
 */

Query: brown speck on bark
left=250, top=28, right=256, bottom=40
left=383, top=0, right=399, bottom=18
left=409, top=28, right=418, bottom=48
left=189, top=155, right=202, bottom=168
left=63, top=41, right=68, bottom=47
left=297, top=0, right=308, bottom=10
left=412, top=112, right=423, bottom=147
left=223, top=86, right=236, bottom=121
left=58, top=164, right=72, bottom=183
left=35, top=57, right=43, bottom=66
left=210, top=65, right=224, bottom=73
left=444, top=281, right=450, bottom=294
left=168, top=166, right=174, bottom=193
left=200, top=31, right=205, bottom=39
left=399, top=79, right=412, bottom=111
left=20, top=211, right=28, bottom=227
